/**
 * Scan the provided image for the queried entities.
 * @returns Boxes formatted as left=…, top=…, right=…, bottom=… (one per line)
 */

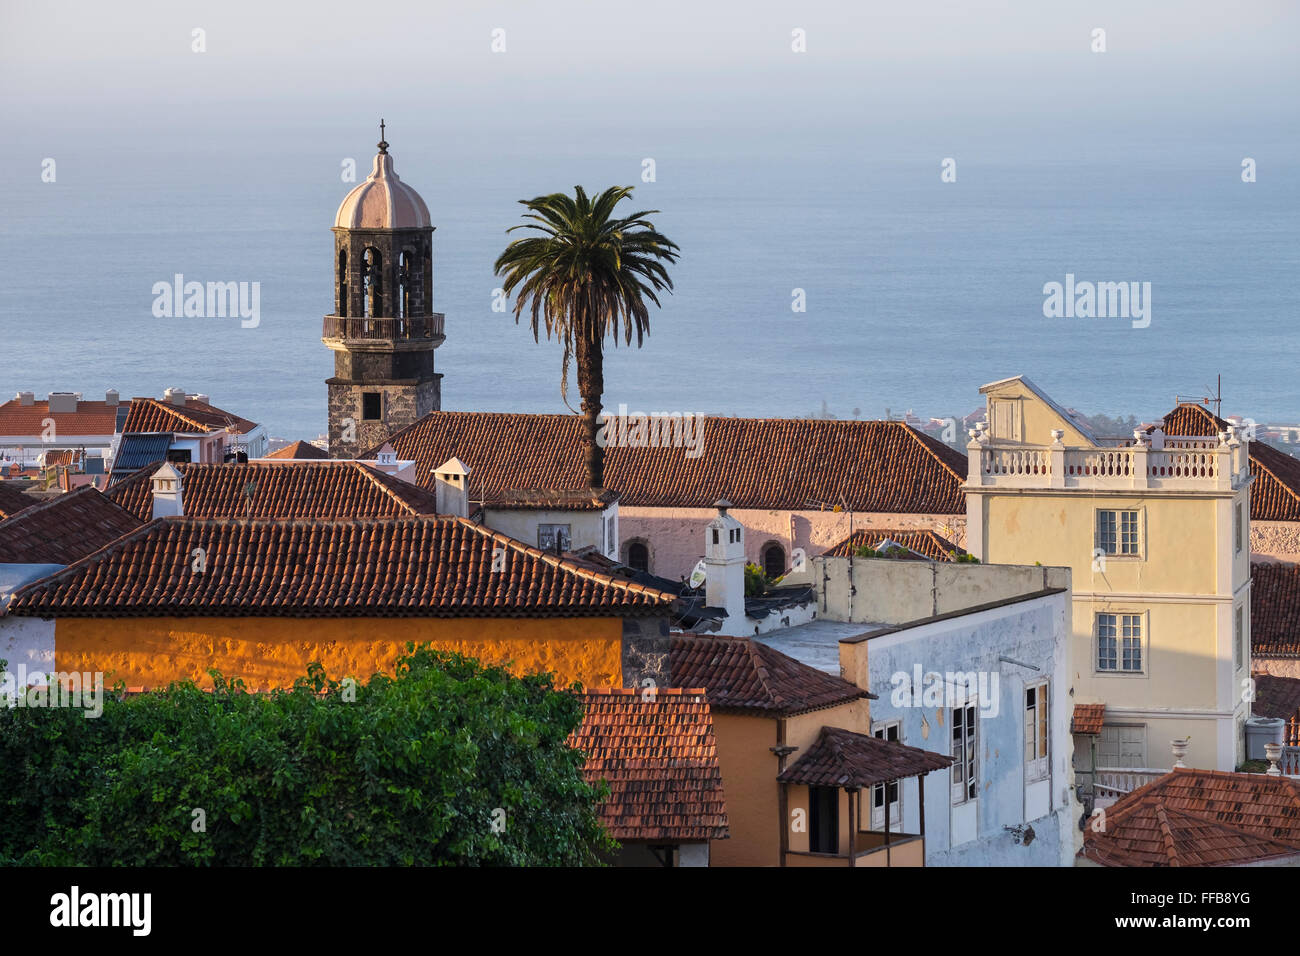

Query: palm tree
left=494, top=185, right=679, bottom=489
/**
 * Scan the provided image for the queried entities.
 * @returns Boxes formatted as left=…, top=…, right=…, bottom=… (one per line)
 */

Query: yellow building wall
left=984, top=494, right=1222, bottom=595
left=54, top=616, right=626, bottom=690
left=707, top=699, right=871, bottom=867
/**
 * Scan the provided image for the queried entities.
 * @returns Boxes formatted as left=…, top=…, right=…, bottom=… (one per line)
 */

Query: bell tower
left=323, top=121, right=444, bottom=459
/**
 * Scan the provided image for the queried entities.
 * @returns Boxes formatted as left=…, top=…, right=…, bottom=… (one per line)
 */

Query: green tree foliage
left=0, top=647, right=614, bottom=866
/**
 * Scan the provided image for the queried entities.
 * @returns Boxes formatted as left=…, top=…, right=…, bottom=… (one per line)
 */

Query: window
left=1234, top=503, right=1243, bottom=554
left=1024, top=682, right=1049, bottom=783
left=538, top=524, right=571, bottom=552
left=337, top=248, right=348, bottom=317
left=626, top=541, right=650, bottom=573
left=361, top=247, right=382, bottom=318
left=1096, top=509, right=1140, bottom=556
left=1235, top=605, right=1245, bottom=672
left=951, top=703, right=977, bottom=805
left=871, top=722, right=901, bottom=831
left=398, top=250, right=412, bottom=320
left=1097, top=613, right=1143, bottom=672
left=604, top=515, right=616, bottom=556
left=761, top=543, right=786, bottom=579
left=808, top=786, right=839, bottom=854
left=361, top=392, right=382, bottom=421
left=165, top=448, right=192, bottom=464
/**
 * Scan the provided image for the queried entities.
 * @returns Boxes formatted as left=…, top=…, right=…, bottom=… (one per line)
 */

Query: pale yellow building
left=963, top=376, right=1252, bottom=772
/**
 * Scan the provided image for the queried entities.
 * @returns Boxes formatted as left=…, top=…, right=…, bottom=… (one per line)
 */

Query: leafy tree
left=494, top=185, right=679, bottom=489
left=0, top=647, right=614, bottom=866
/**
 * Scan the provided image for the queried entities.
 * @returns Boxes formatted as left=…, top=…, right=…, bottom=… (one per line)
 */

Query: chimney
left=705, top=498, right=747, bottom=636
left=105, top=389, right=120, bottom=406
left=192, top=393, right=210, bottom=406
left=47, top=392, right=79, bottom=414
left=16, top=391, right=34, bottom=406
left=433, top=457, right=470, bottom=518
left=150, top=462, right=184, bottom=518
left=163, top=387, right=187, bottom=406
left=374, top=442, right=399, bottom=473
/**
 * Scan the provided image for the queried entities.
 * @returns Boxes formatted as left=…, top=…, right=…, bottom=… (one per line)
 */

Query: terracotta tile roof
left=1251, top=674, right=1300, bottom=720
left=39, top=449, right=83, bottom=468
left=482, top=488, right=621, bottom=511
left=0, top=487, right=144, bottom=565
left=0, top=398, right=121, bottom=437
left=1080, top=768, right=1300, bottom=866
left=6, top=515, right=680, bottom=619
left=0, top=482, right=37, bottom=520
left=570, top=688, right=728, bottom=843
left=777, top=726, right=954, bottom=788
left=670, top=634, right=873, bottom=717
left=374, top=412, right=967, bottom=513
left=120, top=397, right=259, bottom=436
left=1157, top=403, right=1300, bottom=521
left=1071, top=703, right=1106, bottom=735
left=822, top=528, right=964, bottom=561
left=105, top=461, right=443, bottom=522
left=264, top=441, right=330, bottom=461
left=1250, top=562, right=1300, bottom=657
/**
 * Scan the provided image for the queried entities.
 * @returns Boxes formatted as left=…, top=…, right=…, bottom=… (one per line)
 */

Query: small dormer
left=434, top=456, right=470, bottom=517
left=150, top=461, right=184, bottom=518
left=705, top=498, right=745, bottom=561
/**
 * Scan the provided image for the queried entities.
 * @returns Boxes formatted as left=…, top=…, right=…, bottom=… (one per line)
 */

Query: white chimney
left=705, top=498, right=747, bottom=636
left=374, top=442, right=399, bottom=473
left=150, top=462, right=184, bottom=518
left=192, top=393, right=210, bottom=406
left=164, top=387, right=187, bottom=406
left=16, top=391, right=34, bottom=406
left=434, top=457, right=470, bottom=518
left=105, top=389, right=120, bottom=406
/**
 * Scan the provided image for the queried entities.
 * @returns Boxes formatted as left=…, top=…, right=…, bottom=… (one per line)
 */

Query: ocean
left=2, top=142, right=1297, bottom=441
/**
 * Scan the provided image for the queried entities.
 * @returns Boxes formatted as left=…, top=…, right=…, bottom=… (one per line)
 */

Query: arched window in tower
left=398, top=251, right=412, bottom=323
left=362, top=247, right=383, bottom=319
left=337, top=249, right=348, bottom=317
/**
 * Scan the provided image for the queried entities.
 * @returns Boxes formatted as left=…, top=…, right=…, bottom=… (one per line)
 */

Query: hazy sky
left=2, top=0, right=1297, bottom=160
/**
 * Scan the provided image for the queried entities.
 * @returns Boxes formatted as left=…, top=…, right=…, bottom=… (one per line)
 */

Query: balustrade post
left=1049, top=429, right=1065, bottom=488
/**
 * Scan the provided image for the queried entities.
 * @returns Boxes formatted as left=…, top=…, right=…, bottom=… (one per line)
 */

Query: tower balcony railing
left=322, top=313, right=445, bottom=344
left=966, top=431, right=1250, bottom=492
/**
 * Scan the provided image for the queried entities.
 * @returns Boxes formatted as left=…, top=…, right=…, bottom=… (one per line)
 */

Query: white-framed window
left=1234, top=503, right=1243, bottom=554
left=538, top=524, right=571, bottom=552
left=1234, top=605, right=1245, bottom=672
left=1097, top=612, right=1143, bottom=673
left=1024, top=682, right=1049, bottom=783
left=951, top=703, right=978, bottom=806
left=871, top=721, right=902, bottom=831
left=1096, top=509, right=1141, bottom=556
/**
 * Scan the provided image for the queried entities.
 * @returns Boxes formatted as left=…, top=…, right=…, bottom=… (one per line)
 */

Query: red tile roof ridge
left=1153, top=803, right=1179, bottom=865
left=9, top=513, right=682, bottom=611
left=583, top=687, right=708, bottom=697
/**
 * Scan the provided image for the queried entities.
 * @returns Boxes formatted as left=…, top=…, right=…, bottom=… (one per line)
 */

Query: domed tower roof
left=333, top=122, right=431, bottom=230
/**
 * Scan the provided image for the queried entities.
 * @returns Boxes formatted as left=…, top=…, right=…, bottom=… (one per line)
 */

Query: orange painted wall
left=54, top=616, right=625, bottom=690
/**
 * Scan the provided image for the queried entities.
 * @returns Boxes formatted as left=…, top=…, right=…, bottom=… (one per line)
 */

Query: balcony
left=967, top=434, right=1249, bottom=492
left=321, top=313, right=445, bottom=348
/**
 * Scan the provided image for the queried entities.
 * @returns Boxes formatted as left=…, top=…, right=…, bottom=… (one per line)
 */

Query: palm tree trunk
left=575, top=324, right=605, bottom=489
